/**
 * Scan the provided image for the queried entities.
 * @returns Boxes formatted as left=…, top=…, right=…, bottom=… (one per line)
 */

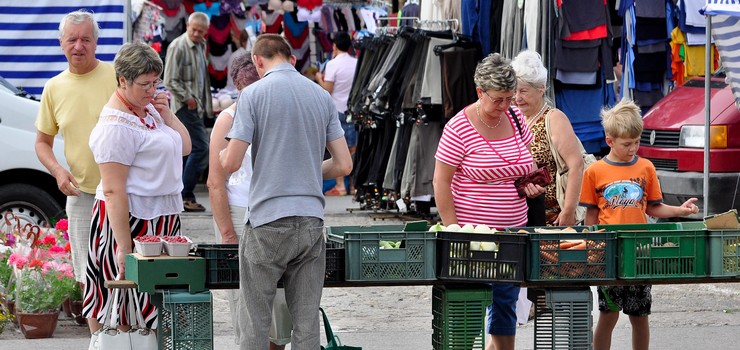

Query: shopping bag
left=91, top=287, right=157, bottom=350
left=320, top=307, right=362, bottom=350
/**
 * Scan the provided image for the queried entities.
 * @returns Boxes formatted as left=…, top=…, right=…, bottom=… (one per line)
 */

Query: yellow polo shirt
left=35, top=61, right=117, bottom=194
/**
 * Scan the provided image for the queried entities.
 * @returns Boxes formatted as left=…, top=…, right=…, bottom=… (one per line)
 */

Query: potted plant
left=7, top=219, right=76, bottom=338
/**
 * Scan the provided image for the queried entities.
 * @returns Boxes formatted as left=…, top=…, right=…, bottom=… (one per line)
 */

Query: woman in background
left=511, top=50, right=585, bottom=226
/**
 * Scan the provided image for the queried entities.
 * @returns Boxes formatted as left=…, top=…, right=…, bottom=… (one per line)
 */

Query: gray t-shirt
left=227, top=63, right=344, bottom=227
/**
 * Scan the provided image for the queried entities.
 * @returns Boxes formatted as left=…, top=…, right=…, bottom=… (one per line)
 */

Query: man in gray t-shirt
left=220, top=34, right=352, bottom=350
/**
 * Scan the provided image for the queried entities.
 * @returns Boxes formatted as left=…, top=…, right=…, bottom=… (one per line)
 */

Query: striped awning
left=0, top=0, right=126, bottom=97
left=704, top=1, right=740, bottom=105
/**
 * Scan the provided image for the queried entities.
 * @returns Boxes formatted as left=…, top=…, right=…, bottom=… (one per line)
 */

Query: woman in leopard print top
left=511, top=50, right=585, bottom=226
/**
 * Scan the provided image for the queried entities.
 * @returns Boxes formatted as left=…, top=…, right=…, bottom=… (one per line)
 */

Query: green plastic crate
left=596, top=223, right=707, bottom=279
left=432, top=285, right=489, bottom=350
left=329, top=222, right=436, bottom=282
left=705, top=229, right=740, bottom=277
left=125, top=254, right=206, bottom=293
left=679, top=221, right=706, bottom=231
left=436, top=231, right=527, bottom=283
left=159, top=290, right=213, bottom=350
left=515, top=226, right=616, bottom=282
left=533, top=288, right=593, bottom=350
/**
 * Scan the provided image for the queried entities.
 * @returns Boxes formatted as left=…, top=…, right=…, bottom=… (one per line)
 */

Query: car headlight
left=679, top=125, right=727, bottom=148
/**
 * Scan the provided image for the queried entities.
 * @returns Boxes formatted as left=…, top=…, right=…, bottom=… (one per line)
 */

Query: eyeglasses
left=483, top=90, right=514, bottom=106
left=132, top=79, right=162, bottom=90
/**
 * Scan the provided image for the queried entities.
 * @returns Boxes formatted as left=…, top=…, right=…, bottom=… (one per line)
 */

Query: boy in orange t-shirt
left=579, top=99, right=700, bottom=350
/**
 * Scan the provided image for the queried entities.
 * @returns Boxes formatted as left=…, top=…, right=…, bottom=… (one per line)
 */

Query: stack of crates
left=432, top=285, right=489, bottom=350
left=159, top=290, right=213, bottom=350
left=533, top=288, right=593, bottom=350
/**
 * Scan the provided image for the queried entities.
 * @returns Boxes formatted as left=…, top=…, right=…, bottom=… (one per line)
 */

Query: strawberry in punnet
left=135, top=235, right=161, bottom=243
left=161, top=236, right=190, bottom=244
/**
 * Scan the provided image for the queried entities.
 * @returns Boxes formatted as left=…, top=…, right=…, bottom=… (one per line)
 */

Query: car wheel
left=0, top=183, right=65, bottom=231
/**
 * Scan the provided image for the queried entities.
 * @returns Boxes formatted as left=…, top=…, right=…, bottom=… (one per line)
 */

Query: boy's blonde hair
left=601, top=98, right=643, bottom=139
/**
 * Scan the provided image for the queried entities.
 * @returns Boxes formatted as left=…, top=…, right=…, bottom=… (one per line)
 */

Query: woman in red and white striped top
left=433, top=53, right=545, bottom=350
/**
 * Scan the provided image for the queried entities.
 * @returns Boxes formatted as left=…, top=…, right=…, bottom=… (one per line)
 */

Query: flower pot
left=62, top=298, right=72, bottom=318
left=17, top=310, right=60, bottom=339
left=70, top=300, right=87, bottom=326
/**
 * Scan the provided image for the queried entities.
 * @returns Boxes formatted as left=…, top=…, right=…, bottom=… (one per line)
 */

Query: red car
left=638, top=75, right=740, bottom=218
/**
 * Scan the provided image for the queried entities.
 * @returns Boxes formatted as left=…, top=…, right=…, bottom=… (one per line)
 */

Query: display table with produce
left=113, top=214, right=740, bottom=350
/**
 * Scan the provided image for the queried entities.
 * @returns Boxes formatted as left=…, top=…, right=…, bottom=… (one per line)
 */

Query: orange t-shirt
left=579, top=156, right=663, bottom=224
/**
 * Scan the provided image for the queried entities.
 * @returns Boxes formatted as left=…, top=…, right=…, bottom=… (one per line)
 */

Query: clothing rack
left=323, top=0, right=389, bottom=7
left=377, top=16, right=419, bottom=23
left=418, top=19, right=459, bottom=32
left=345, top=29, right=480, bottom=218
left=375, top=17, right=419, bottom=35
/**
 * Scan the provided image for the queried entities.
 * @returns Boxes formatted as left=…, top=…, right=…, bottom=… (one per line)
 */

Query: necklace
left=476, top=100, right=502, bottom=129
left=115, top=90, right=156, bottom=130
left=526, top=103, right=548, bottom=126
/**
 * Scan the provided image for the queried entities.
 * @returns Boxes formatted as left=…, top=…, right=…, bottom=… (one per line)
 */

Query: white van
left=0, top=75, right=67, bottom=230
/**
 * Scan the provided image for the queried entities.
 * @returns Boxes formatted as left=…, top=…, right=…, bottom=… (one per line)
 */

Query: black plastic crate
left=193, top=241, right=345, bottom=289
left=436, top=231, right=527, bottom=283
left=192, top=244, right=239, bottom=289
left=324, top=239, right=346, bottom=285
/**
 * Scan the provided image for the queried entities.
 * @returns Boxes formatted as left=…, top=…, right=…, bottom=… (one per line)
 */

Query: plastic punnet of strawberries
left=134, top=236, right=161, bottom=243
left=161, top=236, right=190, bottom=244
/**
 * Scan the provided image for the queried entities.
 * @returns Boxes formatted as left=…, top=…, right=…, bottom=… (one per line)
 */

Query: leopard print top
left=527, top=107, right=560, bottom=224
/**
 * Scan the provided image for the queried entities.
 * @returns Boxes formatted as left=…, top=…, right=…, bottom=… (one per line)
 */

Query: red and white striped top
left=435, top=106, right=534, bottom=229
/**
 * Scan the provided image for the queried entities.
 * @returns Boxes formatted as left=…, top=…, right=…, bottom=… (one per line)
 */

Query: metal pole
left=704, top=15, right=712, bottom=217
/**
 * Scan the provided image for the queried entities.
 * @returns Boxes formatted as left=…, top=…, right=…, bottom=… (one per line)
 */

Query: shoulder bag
left=509, top=107, right=547, bottom=226
left=544, top=109, right=596, bottom=223
left=90, top=287, right=157, bottom=350
left=320, top=307, right=362, bottom=350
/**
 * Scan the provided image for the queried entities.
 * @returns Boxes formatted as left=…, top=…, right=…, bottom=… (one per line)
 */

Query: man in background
left=164, top=11, right=212, bottom=212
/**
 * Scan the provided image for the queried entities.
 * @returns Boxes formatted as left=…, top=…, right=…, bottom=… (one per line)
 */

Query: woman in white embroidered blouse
left=82, top=42, right=191, bottom=339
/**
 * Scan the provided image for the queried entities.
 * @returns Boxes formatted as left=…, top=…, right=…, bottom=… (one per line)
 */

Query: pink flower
left=48, top=245, right=66, bottom=256
left=57, top=263, right=74, bottom=278
left=42, top=234, right=57, bottom=246
left=55, top=219, right=68, bottom=232
left=63, top=231, right=69, bottom=241
left=5, top=233, right=16, bottom=247
left=9, top=253, right=27, bottom=269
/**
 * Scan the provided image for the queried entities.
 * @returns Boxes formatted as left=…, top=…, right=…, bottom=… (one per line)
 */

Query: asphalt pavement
left=2, top=185, right=740, bottom=349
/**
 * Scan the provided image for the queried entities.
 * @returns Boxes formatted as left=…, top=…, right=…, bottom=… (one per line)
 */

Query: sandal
left=183, top=200, right=206, bottom=212
left=324, top=187, right=347, bottom=196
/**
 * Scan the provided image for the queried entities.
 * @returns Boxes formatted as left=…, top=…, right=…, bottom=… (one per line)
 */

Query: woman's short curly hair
left=230, top=51, right=259, bottom=89
left=114, top=42, right=162, bottom=86
left=473, top=53, right=517, bottom=92
left=511, top=50, right=548, bottom=89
